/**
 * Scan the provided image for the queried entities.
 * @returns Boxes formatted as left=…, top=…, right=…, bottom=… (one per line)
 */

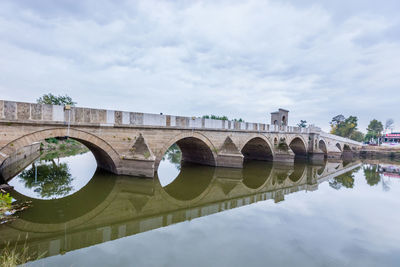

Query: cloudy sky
left=0, top=0, right=399, bottom=132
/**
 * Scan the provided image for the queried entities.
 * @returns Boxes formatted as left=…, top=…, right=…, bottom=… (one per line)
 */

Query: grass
left=1, top=238, right=45, bottom=267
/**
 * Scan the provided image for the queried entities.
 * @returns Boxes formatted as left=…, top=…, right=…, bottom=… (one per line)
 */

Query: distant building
left=382, top=133, right=400, bottom=143
left=271, top=109, right=289, bottom=126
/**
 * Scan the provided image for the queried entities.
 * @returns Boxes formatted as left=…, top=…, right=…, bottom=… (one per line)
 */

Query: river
left=1, top=147, right=400, bottom=267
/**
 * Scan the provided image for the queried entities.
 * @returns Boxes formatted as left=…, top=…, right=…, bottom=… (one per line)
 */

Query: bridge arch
left=0, top=128, right=120, bottom=176
left=318, top=139, right=328, bottom=155
left=240, top=135, right=274, bottom=161
left=336, top=143, right=342, bottom=152
left=157, top=132, right=217, bottom=169
left=288, top=136, right=307, bottom=157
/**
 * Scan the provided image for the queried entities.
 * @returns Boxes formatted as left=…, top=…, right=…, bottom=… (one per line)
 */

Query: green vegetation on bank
left=40, top=138, right=89, bottom=161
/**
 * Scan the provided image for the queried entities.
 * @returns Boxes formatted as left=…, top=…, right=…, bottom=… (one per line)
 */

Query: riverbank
left=40, top=138, right=89, bottom=160
left=359, top=146, right=400, bottom=161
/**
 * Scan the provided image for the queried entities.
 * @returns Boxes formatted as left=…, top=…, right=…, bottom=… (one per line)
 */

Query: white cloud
left=0, top=0, right=399, bottom=132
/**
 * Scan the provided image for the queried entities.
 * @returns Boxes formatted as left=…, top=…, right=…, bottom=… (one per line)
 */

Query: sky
left=0, top=0, right=399, bottom=132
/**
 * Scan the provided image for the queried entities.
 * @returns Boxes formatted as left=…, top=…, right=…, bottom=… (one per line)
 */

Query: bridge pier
left=272, top=151, right=295, bottom=164
left=118, top=158, right=155, bottom=177
left=309, top=152, right=326, bottom=164
left=216, top=154, right=244, bottom=168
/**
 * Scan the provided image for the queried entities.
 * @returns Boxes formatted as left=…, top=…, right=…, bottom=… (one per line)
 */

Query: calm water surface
left=1, top=149, right=400, bottom=267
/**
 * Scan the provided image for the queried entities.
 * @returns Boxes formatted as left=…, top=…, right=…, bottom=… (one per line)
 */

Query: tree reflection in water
left=18, top=160, right=73, bottom=199
left=329, top=167, right=360, bottom=190
left=163, top=144, right=182, bottom=170
left=363, top=165, right=381, bottom=186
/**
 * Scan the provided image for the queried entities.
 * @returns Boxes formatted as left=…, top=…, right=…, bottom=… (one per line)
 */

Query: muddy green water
left=2, top=150, right=400, bottom=267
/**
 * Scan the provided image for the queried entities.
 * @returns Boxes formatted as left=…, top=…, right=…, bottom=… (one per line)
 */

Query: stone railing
left=319, top=131, right=363, bottom=146
left=0, top=100, right=311, bottom=133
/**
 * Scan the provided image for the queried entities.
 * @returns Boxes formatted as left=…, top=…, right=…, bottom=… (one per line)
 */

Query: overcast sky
left=0, top=0, right=399, bottom=132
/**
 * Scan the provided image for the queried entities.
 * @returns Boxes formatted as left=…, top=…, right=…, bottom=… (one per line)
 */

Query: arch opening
left=0, top=129, right=120, bottom=199
left=241, top=137, right=273, bottom=161
left=157, top=137, right=216, bottom=186
left=4, top=137, right=100, bottom=200
left=176, top=137, right=216, bottom=166
left=289, top=137, right=307, bottom=158
left=319, top=140, right=328, bottom=158
left=336, top=143, right=342, bottom=152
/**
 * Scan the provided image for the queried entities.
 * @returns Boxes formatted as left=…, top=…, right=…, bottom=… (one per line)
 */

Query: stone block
left=98, top=110, right=107, bottom=123
left=130, top=112, right=143, bottom=125
left=30, top=104, right=42, bottom=120
left=17, top=102, right=30, bottom=120
left=106, top=110, right=115, bottom=124
left=52, top=105, right=64, bottom=121
left=4, top=101, right=17, bottom=120
left=90, top=109, right=100, bottom=123
left=175, top=116, right=188, bottom=127
left=0, top=100, right=4, bottom=119
left=74, top=108, right=85, bottom=123
left=83, top=108, right=90, bottom=123
left=115, top=111, right=122, bottom=124
left=42, top=105, right=53, bottom=121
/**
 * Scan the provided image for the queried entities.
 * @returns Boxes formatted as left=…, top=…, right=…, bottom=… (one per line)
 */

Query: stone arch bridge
left=0, top=100, right=362, bottom=178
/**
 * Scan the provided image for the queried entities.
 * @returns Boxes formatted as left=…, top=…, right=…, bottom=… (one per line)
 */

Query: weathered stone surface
left=90, top=109, right=99, bottom=123
left=30, top=104, right=42, bottom=120
left=17, top=103, right=30, bottom=120
left=98, top=110, right=107, bottom=123
left=74, top=108, right=85, bottom=123
left=42, top=105, right=53, bottom=121
left=4, top=101, right=16, bottom=120
left=0, top=100, right=363, bottom=178
left=130, top=112, right=143, bottom=125
left=0, top=100, right=3, bottom=119
left=115, top=111, right=122, bottom=124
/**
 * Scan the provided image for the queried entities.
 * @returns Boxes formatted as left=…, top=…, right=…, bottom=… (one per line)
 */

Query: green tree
left=297, top=120, right=307, bottom=128
left=37, top=93, right=76, bottom=106
left=350, top=130, right=365, bottom=142
left=330, top=115, right=359, bottom=139
left=202, top=115, right=229, bottom=120
left=366, top=119, right=383, bottom=141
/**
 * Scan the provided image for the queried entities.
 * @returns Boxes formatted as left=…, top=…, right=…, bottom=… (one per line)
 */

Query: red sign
left=385, top=133, right=400, bottom=138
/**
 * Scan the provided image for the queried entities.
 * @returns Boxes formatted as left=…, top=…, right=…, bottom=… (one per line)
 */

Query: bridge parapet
left=0, top=100, right=311, bottom=133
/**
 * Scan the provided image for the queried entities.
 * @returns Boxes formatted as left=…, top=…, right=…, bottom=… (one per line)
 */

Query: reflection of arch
left=317, top=164, right=325, bottom=176
left=241, top=136, right=274, bottom=161
left=288, top=164, right=306, bottom=182
left=289, top=137, right=307, bottom=157
left=156, top=165, right=215, bottom=205
left=0, top=128, right=119, bottom=175
left=336, top=143, right=342, bottom=152
left=157, top=132, right=217, bottom=168
left=242, top=161, right=273, bottom=190
left=319, top=139, right=328, bottom=155
left=8, top=169, right=118, bottom=232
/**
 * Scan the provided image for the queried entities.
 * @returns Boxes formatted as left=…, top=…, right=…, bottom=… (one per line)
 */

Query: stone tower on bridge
left=271, top=108, right=289, bottom=126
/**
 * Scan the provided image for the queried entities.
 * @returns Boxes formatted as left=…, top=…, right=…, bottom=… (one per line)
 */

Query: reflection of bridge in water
left=0, top=160, right=361, bottom=259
